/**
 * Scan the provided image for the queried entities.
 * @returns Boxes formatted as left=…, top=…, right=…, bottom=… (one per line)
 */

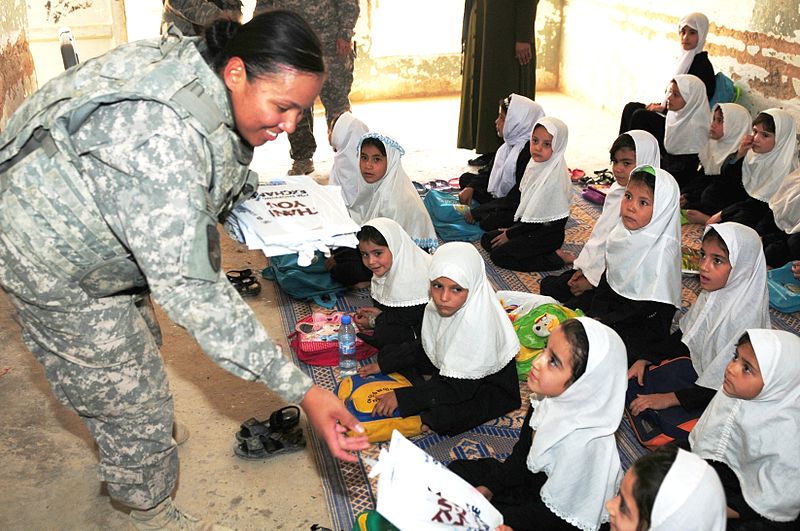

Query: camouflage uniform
left=0, top=32, right=312, bottom=509
left=255, top=0, right=359, bottom=161
left=161, top=0, right=243, bottom=36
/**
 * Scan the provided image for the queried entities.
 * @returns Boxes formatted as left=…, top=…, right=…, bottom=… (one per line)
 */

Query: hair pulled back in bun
left=204, top=10, right=324, bottom=78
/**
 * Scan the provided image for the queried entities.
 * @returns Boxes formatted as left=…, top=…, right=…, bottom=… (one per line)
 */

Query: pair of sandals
left=234, top=405, right=306, bottom=460
left=577, top=169, right=615, bottom=186
left=226, top=269, right=261, bottom=298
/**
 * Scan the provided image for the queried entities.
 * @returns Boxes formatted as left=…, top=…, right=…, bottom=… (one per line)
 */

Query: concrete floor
left=0, top=93, right=615, bottom=530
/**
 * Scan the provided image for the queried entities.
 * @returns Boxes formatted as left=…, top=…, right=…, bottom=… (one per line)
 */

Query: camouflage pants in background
left=10, top=291, right=177, bottom=510
left=289, top=51, right=355, bottom=161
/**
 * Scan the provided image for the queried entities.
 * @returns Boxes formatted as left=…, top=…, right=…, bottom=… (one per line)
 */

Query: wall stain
left=45, top=0, right=93, bottom=24
left=0, top=31, right=37, bottom=128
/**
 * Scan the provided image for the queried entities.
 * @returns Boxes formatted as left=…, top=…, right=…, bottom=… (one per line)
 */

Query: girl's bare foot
left=685, top=209, right=710, bottom=224
left=421, top=424, right=430, bottom=433
left=556, top=249, right=576, bottom=265
left=357, top=362, right=380, bottom=378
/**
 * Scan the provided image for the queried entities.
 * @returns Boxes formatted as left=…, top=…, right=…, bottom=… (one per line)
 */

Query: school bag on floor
left=288, top=312, right=377, bottom=366
left=261, top=251, right=345, bottom=308
left=423, top=190, right=484, bottom=242
left=337, top=373, right=422, bottom=443
left=708, top=72, right=740, bottom=108
left=625, top=356, right=705, bottom=450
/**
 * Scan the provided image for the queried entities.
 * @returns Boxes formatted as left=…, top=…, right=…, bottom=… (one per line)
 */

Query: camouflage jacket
left=254, top=0, right=359, bottom=54
left=0, top=32, right=313, bottom=403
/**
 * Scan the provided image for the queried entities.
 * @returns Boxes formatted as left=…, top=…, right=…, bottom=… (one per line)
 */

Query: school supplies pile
left=288, top=312, right=377, bottom=364
left=367, top=430, right=503, bottom=530
left=226, top=175, right=360, bottom=266
left=767, top=262, right=800, bottom=313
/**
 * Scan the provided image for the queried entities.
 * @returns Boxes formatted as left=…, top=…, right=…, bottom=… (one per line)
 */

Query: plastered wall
left=0, top=0, right=36, bottom=130
left=558, top=0, right=800, bottom=122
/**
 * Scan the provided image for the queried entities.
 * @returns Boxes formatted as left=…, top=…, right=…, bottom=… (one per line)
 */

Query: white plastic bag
left=369, top=430, right=503, bottom=530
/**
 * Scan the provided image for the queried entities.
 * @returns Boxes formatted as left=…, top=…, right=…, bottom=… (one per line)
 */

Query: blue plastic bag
left=423, top=190, right=484, bottom=242
left=261, top=252, right=345, bottom=308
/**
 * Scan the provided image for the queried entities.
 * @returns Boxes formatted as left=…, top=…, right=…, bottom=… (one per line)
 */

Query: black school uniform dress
left=448, top=407, right=580, bottom=531
left=471, top=141, right=532, bottom=232
left=683, top=157, right=747, bottom=215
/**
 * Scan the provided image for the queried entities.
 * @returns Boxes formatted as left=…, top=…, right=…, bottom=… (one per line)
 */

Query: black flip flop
left=233, top=276, right=261, bottom=298
left=226, top=269, right=254, bottom=283
left=234, top=428, right=306, bottom=460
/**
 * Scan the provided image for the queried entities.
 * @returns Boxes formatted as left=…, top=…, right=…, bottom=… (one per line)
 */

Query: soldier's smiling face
left=224, top=58, right=324, bottom=147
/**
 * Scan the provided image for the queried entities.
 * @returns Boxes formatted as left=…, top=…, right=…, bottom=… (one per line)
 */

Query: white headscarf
left=514, top=117, right=571, bottom=223
left=421, top=242, right=519, bottom=379
left=348, top=133, right=438, bottom=249
left=699, top=103, right=753, bottom=175
left=742, top=108, right=799, bottom=202
left=526, top=317, right=626, bottom=531
left=365, top=218, right=432, bottom=307
left=680, top=223, right=770, bottom=388
left=487, top=95, right=545, bottom=198
left=664, top=74, right=711, bottom=155
left=573, top=130, right=661, bottom=287
left=605, top=166, right=682, bottom=307
left=329, top=112, right=369, bottom=207
left=769, top=167, right=800, bottom=234
left=649, top=449, right=727, bottom=531
left=690, top=329, right=800, bottom=522
left=673, top=13, right=709, bottom=79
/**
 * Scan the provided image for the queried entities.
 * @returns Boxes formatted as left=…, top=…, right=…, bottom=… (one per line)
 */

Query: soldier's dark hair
left=630, top=444, right=680, bottom=530
left=752, top=112, right=776, bottom=134
left=559, top=318, right=589, bottom=385
left=628, top=166, right=657, bottom=194
left=360, top=137, right=387, bottom=156
left=205, top=10, right=324, bottom=78
left=610, top=133, right=636, bottom=159
left=702, top=227, right=729, bottom=257
left=357, top=225, right=389, bottom=247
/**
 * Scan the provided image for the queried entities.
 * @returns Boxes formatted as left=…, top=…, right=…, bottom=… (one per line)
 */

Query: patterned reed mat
left=272, top=188, right=800, bottom=530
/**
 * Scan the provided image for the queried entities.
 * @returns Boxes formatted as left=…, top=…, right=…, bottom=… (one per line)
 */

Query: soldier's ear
left=222, top=57, right=246, bottom=91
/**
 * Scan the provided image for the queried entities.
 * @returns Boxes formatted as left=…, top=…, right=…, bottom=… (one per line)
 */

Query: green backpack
left=261, top=252, right=345, bottom=309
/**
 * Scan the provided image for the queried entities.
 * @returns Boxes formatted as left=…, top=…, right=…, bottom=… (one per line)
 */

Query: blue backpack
left=709, top=72, right=740, bottom=108
left=423, top=190, right=484, bottom=242
left=261, top=252, right=345, bottom=309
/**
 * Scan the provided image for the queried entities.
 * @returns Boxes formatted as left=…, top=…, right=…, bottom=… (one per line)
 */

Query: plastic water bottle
left=338, top=315, right=357, bottom=376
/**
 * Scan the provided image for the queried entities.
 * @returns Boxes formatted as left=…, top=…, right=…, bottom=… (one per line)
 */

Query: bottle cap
left=341, top=315, right=352, bottom=324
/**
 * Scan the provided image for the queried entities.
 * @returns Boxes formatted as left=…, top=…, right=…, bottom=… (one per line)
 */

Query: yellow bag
left=337, top=373, right=422, bottom=443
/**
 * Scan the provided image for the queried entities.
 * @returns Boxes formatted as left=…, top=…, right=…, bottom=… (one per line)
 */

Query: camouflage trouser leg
left=13, top=293, right=177, bottom=510
left=319, top=51, right=354, bottom=125
left=287, top=51, right=355, bottom=161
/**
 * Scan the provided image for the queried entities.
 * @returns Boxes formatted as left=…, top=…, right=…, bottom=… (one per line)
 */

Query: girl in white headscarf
left=541, top=130, right=660, bottom=308
left=328, top=132, right=438, bottom=286
left=763, top=167, right=800, bottom=268
left=627, top=223, right=770, bottom=418
left=682, top=103, right=753, bottom=223
left=350, top=218, right=431, bottom=358
left=606, top=446, right=727, bottom=531
left=466, top=94, right=545, bottom=231
left=449, top=317, right=627, bottom=531
left=587, top=165, right=681, bottom=365
left=690, top=329, right=800, bottom=527
left=706, top=109, right=799, bottom=231
left=370, top=242, right=520, bottom=436
left=619, top=13, right=715, bottom=134
left=328, top=111, right=369, bottom=207
left=480, top=116, right=572, bottom=272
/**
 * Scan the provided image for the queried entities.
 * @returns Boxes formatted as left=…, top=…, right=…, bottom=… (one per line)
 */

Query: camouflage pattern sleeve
left=73, top=100, right=313, bottom=404
left=334, top=0, right=360, bottom=41
left=163, top=0, right=225, bottom=29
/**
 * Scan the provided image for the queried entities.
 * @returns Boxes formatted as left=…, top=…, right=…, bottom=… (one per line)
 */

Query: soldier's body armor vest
left=0, top=29, right=257, bottom=298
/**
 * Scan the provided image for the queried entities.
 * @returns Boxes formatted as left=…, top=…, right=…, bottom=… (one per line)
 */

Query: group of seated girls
left=613, top=10, right=800, bottom=271
left=310, top=11, right=798, bottom=528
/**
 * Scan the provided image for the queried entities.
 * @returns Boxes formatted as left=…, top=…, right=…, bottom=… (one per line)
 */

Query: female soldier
left=0, top=10, right=368, bottom=528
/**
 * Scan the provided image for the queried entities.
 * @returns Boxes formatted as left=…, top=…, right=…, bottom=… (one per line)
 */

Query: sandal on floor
left=233, top=276, right=261, bottom=297
left=226, top=269, right=253, bottom=284
left=234, top=428, right=306, bottom=460
left=236, top=405, right=301, bottom=442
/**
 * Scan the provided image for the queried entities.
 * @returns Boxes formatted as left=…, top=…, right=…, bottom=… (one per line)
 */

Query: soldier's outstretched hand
left=300, top=384, right=370, bottom=462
